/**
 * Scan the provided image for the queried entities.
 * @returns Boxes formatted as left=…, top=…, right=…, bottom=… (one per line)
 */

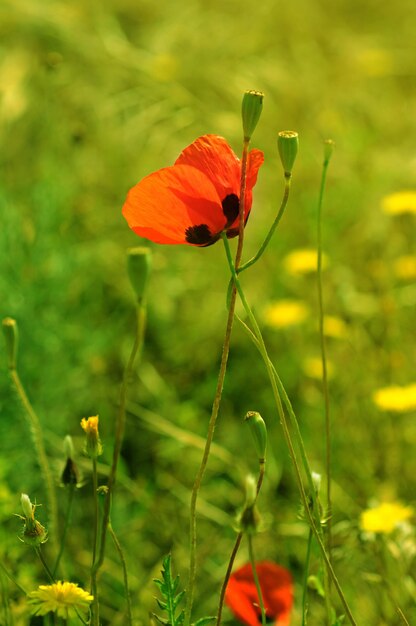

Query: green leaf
left=193, top=617, right=216, bottom=626
left=153, top=554, right=186, bottom=626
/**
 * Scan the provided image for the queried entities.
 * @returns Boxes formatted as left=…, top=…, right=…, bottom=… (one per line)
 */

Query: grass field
left=1, top=0, right=416, bottom=624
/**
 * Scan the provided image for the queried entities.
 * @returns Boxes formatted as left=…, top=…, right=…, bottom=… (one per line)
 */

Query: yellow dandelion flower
left=373, top=384, right=416, bottom=413
left=393, top=255, right=416, bottom=280
left=283, top=248, right=329, bottom=276
left=324, top=315, right=348, bottom=339
left=264, top=300, right=309, bottom=328
left=303, top=356, right=334, bottom=380
left=381, top=191, right=416, bottom=216
left=28, top=581, right=93, bottom=619
left=80, top=415, right=102, bottom=458
left=360, top=502, right=413, bottom=534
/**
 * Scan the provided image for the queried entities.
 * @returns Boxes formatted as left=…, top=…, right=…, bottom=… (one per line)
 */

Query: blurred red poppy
left=122, top=135, right=264, bottom=246
left=225, top=561, right=293, bottom=626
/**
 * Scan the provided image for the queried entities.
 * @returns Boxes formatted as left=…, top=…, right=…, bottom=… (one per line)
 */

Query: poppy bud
left=127, top=247, right=152, bottom=302
left=241, top=90, right=264, bottom=141
left=244, top=411, right=267, bottom=461
left=277, top=131, right=299, bottom=176
left=323, top=139, right=335, bottom=165
left=80, top=415, right=103, bottom=459
left=61, top=435, right=79, bottom=486
left=19, top=493, right=48, bottom=546
left=238, top=475, right=261, bottom=535
left=2, top=317, right=18, bottom=369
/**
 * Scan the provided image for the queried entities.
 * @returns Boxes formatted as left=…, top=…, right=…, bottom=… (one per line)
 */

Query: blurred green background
left=1, top=0, right=416, bottom=624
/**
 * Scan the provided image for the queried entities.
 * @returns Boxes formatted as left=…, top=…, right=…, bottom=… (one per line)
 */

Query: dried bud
left=127, top=247, right=152, bottom=302
left=2, top=317, right=18, bottom=369
left=80, top=415, right=103, bottom=458
left=244, top=411, right=267, bottom=461
left=241, top=90, right=264, bottom=141
left=277, top=131, right=299, bottom=176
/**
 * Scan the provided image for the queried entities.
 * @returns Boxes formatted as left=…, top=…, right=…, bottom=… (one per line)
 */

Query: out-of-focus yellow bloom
left=324, top=316, right=348, bottom=339
left=381, top=191, right=416, bottom=216
left=80, top=415, right=103, bottom=458
left=393, top=255, right=416, bottom=280
left=28, top=581, right=93, bottom=619
left=283, top=248, right=328, bottom=276
left=355, top=48, right=394, bottom=77
left=303, top=357, right=334, bottom=380
left=264, top=300, right=309, bottom=328
left=373, top=384, right=416, bottom=412
left=360, top=502, right=413, bottom=534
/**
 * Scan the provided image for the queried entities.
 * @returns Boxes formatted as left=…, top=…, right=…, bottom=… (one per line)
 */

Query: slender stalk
left=301, top=529, right=313, bottom=626
left=0, top=560, right=27, bottom=595
left=92, top=301, right=146, bottom=618
left=316, top=150, right=333, bottom=561
left=216, top=456, right=265, bottom=626
left=53, top=484, right=76, bottom=578
left=108, top=522, right=133, bottom=626
left=90, top=458, right=99, bottom=625
left=239, top=174, right=292, bottom=274
left=221, top=234, right=358, bottom=626
left=35, top=547, right=55, bottom=584
left=247, top=536, right=266, bottom=626
left=9, top=369, right=58, bottom=551
left=184, top=139, right=251, bottom=626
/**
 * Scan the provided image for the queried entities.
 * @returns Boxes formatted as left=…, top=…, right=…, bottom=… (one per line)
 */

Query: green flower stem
left=238, top=174, right=292, bottom=274
left=53, top=484, right=76, bottom=578
left=247, top=535, right=266, bottom=626
left=216, top=459, right=265, bottom=626
left=0, top=559, right=27, bottom=595
left=108, top=521, right=133, bottom=626
left=221, top=234, right=358, bottom=626
left=35, top=547, right=55, bottom=584
left=317, top=150, right=333, bottom=562
left=92, top=300, right=147, bottom=624
left=90, top=457, right=99, bottom=625
left=301, top=529, right=313, bottom=626
left=8, top=368, right=58, bottom=552
left=184, top=138, right=251, bottom=626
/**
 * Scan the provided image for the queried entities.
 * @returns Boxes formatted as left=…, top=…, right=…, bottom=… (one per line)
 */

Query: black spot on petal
left=185, top=224, right=214, bottom=245
left=222, top=194, right=239, bottom=226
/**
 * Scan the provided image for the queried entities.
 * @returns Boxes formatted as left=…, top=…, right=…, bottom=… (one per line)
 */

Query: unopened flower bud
left=63, top=435, right=74, bottom=460
left=2, top=317, right=18, bottom=369
left=19, top=494, right=48, bottom=546
left=312, top=472, right=322, bottom=494
left=127, top=247, right=152, bottom=302
left=237, top=475, right=261, bottom=535
left=61, top=435, right=79, bottom=486
left=80, top=415, right=103, bottom=458
left=323, top=139, right=335, bottom=165
left=242, top=90, right=264, bottom=141
left=277, top=131, right=299, bottom=176
left=244, top=411, right=267, bottom=461
left=244, top=474, right=257, bottom=508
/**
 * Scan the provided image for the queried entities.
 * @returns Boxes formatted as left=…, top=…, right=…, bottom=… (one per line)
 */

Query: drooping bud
left=2, top=317, right=18, bottom=369
left=244, top=411, right=267, bottom=461
left=80, top=415, right=103, bottom=458
left=127, top=247, right=152, bottom=302
left=241, top=90, right=264, bottom=141
left=238, top=475, right=261, bottom=535
left=19, top=494, right=48, bottom=546
left=277, top=131, right=299, bottom=176
left=61, top=435, right=79, bottom=486
left=323, top=139, right=335, bottom=165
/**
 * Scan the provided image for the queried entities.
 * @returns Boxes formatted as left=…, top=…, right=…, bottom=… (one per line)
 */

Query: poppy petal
left=226, top=577, right=261, bottom=626
left=175, top=135, right=241, bottom=201
left=122, top=164, right=226, bottom=245
left=226, top=148, right=265, bottom=234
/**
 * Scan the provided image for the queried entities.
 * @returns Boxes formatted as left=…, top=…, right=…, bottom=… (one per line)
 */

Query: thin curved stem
left=53, top=484, right=76, bottom=578
left=302, top=529, right=313, bottom=626
left=239, top=174, right=291, bottom=274
left=109, top=522, right=133, bottom=626
left=221, top=234, right=358, bottom=626
left=247, top=535, right=266, bottom=626
left=0, top=560, right=27, bottom=595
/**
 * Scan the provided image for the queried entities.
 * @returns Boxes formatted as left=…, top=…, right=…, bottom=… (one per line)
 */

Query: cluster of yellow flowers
left=360, top=502, right=414, bottom=534
left=373, top=383, right=416, bottom=413
left=28, top=581, right=93, bottom=619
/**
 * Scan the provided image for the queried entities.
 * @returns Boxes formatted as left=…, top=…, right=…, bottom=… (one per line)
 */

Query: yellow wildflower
left=264, top=300, right=309, bottom=328
left=373, top=384, right=416, bottom=412
left=360, top=502, right=413, bottom=534
left=303, top=356, right=334, bottom=380
left=381, top=191, right=416, bottom=216
left=283, top=248, right=329, bottom=276
left=80, top=415, right=103, bottom=458
left=393, top=255, right=416, bottom=280
left=28, top=581, right=93, bottom=619
left=324, top=315, right=348, bottom=339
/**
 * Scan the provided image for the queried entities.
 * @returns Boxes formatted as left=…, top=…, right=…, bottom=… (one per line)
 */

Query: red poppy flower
left=225, top=561, right=293, bottom=626
left=122, top=135, right=264, bottom=246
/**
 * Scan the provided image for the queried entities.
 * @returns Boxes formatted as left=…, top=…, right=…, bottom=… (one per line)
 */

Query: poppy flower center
left=221, top=193, right=240, bottom=226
